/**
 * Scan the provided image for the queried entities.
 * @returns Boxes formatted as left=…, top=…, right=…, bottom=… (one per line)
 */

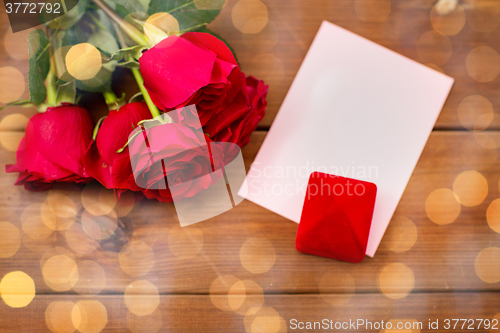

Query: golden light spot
left=74, top=260, right=106, bottom=295
left=430, top=3, right=465, bottom=35
left=47, top=191, right=78, bottom=219
left=466, top=46, right=500, bottom=83
left=243, top=307, right=281, bottom=333
left=71, top=300, right=108, bottom=333
left=65, top=223, right=99, bottom=255
left=383, top=216, right=418, bottom=252
left=487, top=199, right=500, bottom=234
left=3, top=29, right=32, bottom=60
left=467, top=0, right=500, bottom=33
left=474, top=247, right=500, bottom=283
left=240, top=238, right=276, bottom=274
left=65, top=43, right=102, bottom=81
left=0, top=131, right=24, bottom=151
left=41, top=202, right=76, bottom=232
left=126, top=310, right=163, bottom=333
left=119, top=241, right=155, bottom=277
left=0, top=271, right=36, bottom=308
left=453, top=170, right=488, bottom=207
left=231, top=0, right=269, bottom=34
left=40, top=247, right=75, bottom=270
left=416, top=31, right=452, bottom=66
left=458, top=95, right=494, bottom=131
left=0, top=113, right=29, bottom=131
left=124, top=280, right=160, bottom=316
left=249, top=53, right=285, bottom=86
left=81, top=183, right=116, bottom=216
left=194, top=0, right=226, bottom=10
left=21, top=230, right=56, bottom=253
left=144, top=13, right=180, bottom=45
left=210, top=275, right=241, bottom=311
left=81, top=210, right=117, bottom=240
left=115, top=191, right=135, bottom=217
left=462, top=136, right=497, bottom=170
left=45, top=301, right=76, bottom=333
left=0, top=67, right=25, bottom=104
left=52, top=46, right=72, bottom=79
left=42, top=255, right=79, bottom=292
left=167, top=225, right=203, bottom=259
left=493, top=314, right=500, bottom=333
left=434, top=0, right=458, bottom=15
left=474, top=131, right=499, bottom=150
left=425, top=188, right=461, bottom=225
left=21, top=203, right=54, bottom=240
left=228, top=280, right=264, bottom=316
left=0, top=222, right=21, bottom=258
left=318, top=269, right=355, bottom=306
left=242, top=20, right=278, bottom=53
left=378, top=263, right=415, bottom=299
left=354, top=0, right=391, bottom=22
left=385, top=319, right=421, bottom=333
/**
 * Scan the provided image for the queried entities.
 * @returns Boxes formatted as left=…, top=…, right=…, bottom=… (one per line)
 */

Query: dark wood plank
left=0, top=293, right=499, bottom=332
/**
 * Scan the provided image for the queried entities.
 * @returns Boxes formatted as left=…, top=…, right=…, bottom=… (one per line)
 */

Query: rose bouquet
left=4, top=0, right=268, bottom=203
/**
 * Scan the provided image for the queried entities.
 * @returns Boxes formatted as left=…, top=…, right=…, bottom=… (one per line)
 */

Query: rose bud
left=139, top=32, right=268, bottom=148
left=6, top=103, right=94, bottom=190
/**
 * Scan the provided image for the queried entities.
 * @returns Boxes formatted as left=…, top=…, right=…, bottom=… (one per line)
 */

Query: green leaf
left=46, top=0, right=89, bottom=30
left=28, top=29, right=50, bottom=105
left=148, top=0, right=224, bottom=32
left=76, top=67, right=113, bottom=92
left=108, top=45, right=147, bottom=62
left=56, top=81, right=76, bottom=105
left=116, top=60, right=140, bottom=68
left=107, top=0, right=146, bottom=16
left=88, top=29, right=120, bottom=56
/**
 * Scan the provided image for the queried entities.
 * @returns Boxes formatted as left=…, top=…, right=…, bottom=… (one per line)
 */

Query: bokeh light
left=231, top=0, right=269, bottom=34
left=45, top=301, right=76, bottom=333
left=71, top=300, right=108, bottom=333
left=119, top=240, right=155, bottom=277
left=430, top=2, right=465, bottom=35
left=0, top=222, right=21, bottom=258
left=462, top=136, right=497, bottom=170
left=457, top=95, right=494, bottom=131
left=73, top=260, right=106, bottom=295
left=228, top=279, right=264, bottom=315
left=0, top=66, right=25, bottom=104
left=65, top=223, right=99, bottom=255
left=240, top=237, right=276, bottom=274
left=65, top=43, right=102, bottom=81
left=416, top=31, right=452, bottom=65
left=0, top=271, right=36, bottom=308
left=466, top=46, right=500, bottom=83
left=378, top=263, right=415, bottom=299
left=144, top=13, right=180, bottom=45
left=243, top=307, right=284, bottom=333
left=3, top=28, right=32, bottom=60
left=452, top=170, right=488, bottom=207
left=124, top=280, right=161, bottom=316
left=383, top=216, right=418, bottom=253
left=210, top=275, right=241, bottom=311
left=467, top=0, right=500, bottom=33
left=486, top=199, right=500, bottom=234
left=81, top=183, right=116, bottom=216
left=474, top=247, right=500, bottom=283
left=42, top=254, right=79, bottom=292
left=425, top=188, right=461, bottom=225
left=0, top=113, right=29, bottom=131
left=81, top=210, right=117, bottom=240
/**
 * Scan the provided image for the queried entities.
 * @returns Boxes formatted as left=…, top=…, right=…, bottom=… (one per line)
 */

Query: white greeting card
left=240, top=21, right=454, bottom=256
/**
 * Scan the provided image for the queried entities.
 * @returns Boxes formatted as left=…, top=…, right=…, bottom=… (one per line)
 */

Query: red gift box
left=295, top=172, right=377, bottom=263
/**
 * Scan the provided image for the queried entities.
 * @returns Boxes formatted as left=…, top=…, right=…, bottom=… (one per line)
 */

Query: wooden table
left=1, top=0, right=500, bottom=332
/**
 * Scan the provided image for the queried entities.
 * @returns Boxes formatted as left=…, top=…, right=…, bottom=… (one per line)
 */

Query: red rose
left=84, top=102, right=223, bottom=203
left=139, top=32, right=268, bottom=147
left=6, top=104, right=94, bottom=190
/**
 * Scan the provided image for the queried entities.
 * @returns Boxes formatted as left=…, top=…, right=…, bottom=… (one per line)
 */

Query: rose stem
left=91, top=0, right=149, bottom=46
left=111, top=22, right=161, bottom=119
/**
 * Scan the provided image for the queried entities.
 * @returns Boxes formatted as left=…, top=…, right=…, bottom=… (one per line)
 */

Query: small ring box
left=295, top=172, right=377, bottom=263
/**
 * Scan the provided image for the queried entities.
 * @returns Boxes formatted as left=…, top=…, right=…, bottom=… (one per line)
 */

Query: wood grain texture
left=1, top=131, right=499, bottom=297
